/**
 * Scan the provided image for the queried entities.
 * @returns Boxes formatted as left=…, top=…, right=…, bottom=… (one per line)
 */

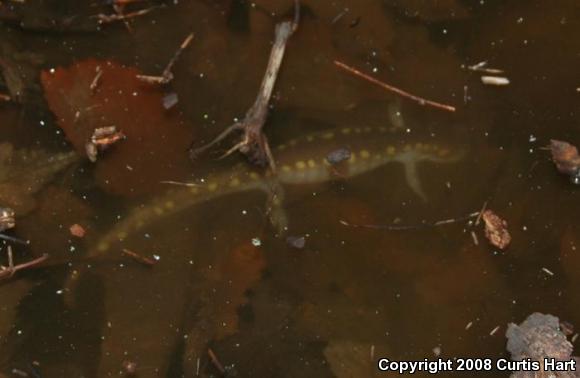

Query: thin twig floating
left=189, top=0, right=301, bottom=170
left=94, top=6, right=160, bottom=24
left=466, top=61, right=505, bottom=75
left=137, top=32, right=195, bottom=85
left=334, top=60, right=456, bottom=112
left=0, top=233, right=29, bottom=245
left=160, top=180, right=200, bottom=187
left=339, top=211, right=479, bottom=231
left=207, top=348, right=226, bottom=375
left=0, top=253, right=49, bottom=280
left=122, top=249, right=157, bottom=266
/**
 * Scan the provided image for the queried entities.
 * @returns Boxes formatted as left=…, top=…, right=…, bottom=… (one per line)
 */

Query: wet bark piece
left=550, top=140, right=580, bottom=176
left=506, top=313, right=580, bottom=378
left=41, top=60, right=193, bottom=197
left=482, top=210, right=511, bottom=250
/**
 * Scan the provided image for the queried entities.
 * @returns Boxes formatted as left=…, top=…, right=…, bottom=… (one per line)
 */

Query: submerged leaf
left=41, top=60, right=193, bottom=196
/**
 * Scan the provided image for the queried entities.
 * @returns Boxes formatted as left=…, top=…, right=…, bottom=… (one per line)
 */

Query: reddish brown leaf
left=41, top=60, right=193, bottom=197
left=482, top=210, right=511, bottom=250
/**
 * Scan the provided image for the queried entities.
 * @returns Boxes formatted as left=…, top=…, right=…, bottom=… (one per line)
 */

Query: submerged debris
left=481, top=75, right=510, bottom=86
left=85, top=126, right=126, bottom=162
left=0, top=249, right=49, bottom=280
left=286, top=235, right=306, bottom=249
left=189, top=1, right=300, bottom=169
left=69, top=224, right=86, bottom=238
left=506, top=313, right=580, bottom=377
left=0, top=207, right=15, bottom=232
left=549, top=139, right=580, bottom=184
left=136, top=32, right=194, bottom=86
left=482, top=210, right=511, bottom=250
left=122, top=248, right=157, bottom=267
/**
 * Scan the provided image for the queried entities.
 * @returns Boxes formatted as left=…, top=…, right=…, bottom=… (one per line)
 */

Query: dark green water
left=1, top=0, right=580, bottom=376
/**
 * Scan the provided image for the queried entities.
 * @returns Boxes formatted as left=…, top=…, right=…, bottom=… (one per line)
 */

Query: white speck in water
left=406, top=128, right=411, bottom=133
left=372, top=67, right=378, bottom=73
left=132, top=92, right=138, bottom=96
left=39, top=120, right=45, bottom=126
left=56, top=290, right=63, bottom=295
left=517, top=17, right=524, bottom=24
left=251, top=238, right=261, bottom=247
left=242, top=210, right=247, bottom=215
left=522, top=226, right=527, bottom=231
left=153, top=255, right=160, bottom=261
left=529, top=135, right=537, bottom=142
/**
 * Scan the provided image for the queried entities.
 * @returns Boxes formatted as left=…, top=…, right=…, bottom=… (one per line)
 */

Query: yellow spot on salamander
left=289, top=139, right=297, bottom=146
left=229, top=178, right=240, bottom=187
left=278, top=144, right=286, bottom=150
left=404, top=144, right=412, bottom=151
left=354, top=128, right=362, bottom=134
left=322, top=132, right=334, bottom=140
left=117, top=231, right=127, bottom=240
left=341, top=128, right=352, bottom=135
left=363, top=127, right=372, bottom=133
left=97, top=242, right=109, bottom=252
left=307, top=159, right=316, bottom=168
left=415, top=143, right=424, bottom=150
left=249, top=172, right=259, bottom=180
left=350, top=152, right=357, bottom=162
left=360, top=150, right=370, bottom=159
left=295, top=161, right=306, bottom=170
left=165, top=201, right=175, bottom=209
left=281, top=165, right=291, bottom=172
left=306, top=135, right=314, bottom=142
left=386, top=146, right=396, bottom=156
left=190, top=186, right=199, bottom=194
left=154, top=207, right=164, bottom=215
left=208, top=182, right=218, bottom=192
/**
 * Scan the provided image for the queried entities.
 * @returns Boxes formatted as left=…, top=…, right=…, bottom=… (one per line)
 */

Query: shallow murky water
left=1, top=0, right=580, bottom=377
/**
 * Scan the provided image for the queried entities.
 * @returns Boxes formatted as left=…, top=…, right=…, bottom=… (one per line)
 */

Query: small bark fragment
left=482, top=210, right=511, bottom=250
left=550, top=140, right=580, bottom=177
left=69, top=224, right=86, bottom=238
left=85, top=126, right=125, bottom=162
left=0, top=207, right=15, bottom=232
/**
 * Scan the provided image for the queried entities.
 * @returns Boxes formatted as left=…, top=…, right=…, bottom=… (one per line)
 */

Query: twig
left=334, top=60, right=456, bottom=112
left=0, top=233, right=30, bottom=245
left=340, top=212, right=479, bottom=231
left=189, top=0, right=300, bottom=170
left=89, top=66, right=103, bottom=94
left=94, top=6, right=159, bottom=24
left=160, top=180, right=200, bottom=187
left=122, top=249, right=157, bottom=266
left=136, top=32, right=194, bottom=85
left=474, top=201, right=488, bottom=226
left=0, top=253, right=49, bottom=280
left=207, top=348, right=226, bottom=375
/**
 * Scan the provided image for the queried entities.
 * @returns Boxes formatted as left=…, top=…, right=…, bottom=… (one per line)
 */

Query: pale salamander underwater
left=88, top=126, right=463, bottom=259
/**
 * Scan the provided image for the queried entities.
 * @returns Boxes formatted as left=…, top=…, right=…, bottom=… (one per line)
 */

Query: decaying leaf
left=482, top=210, right=511, bottom=250
left=550, top=140, right=580, bottom=183
left=41, top=60, right=193, bottom=196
